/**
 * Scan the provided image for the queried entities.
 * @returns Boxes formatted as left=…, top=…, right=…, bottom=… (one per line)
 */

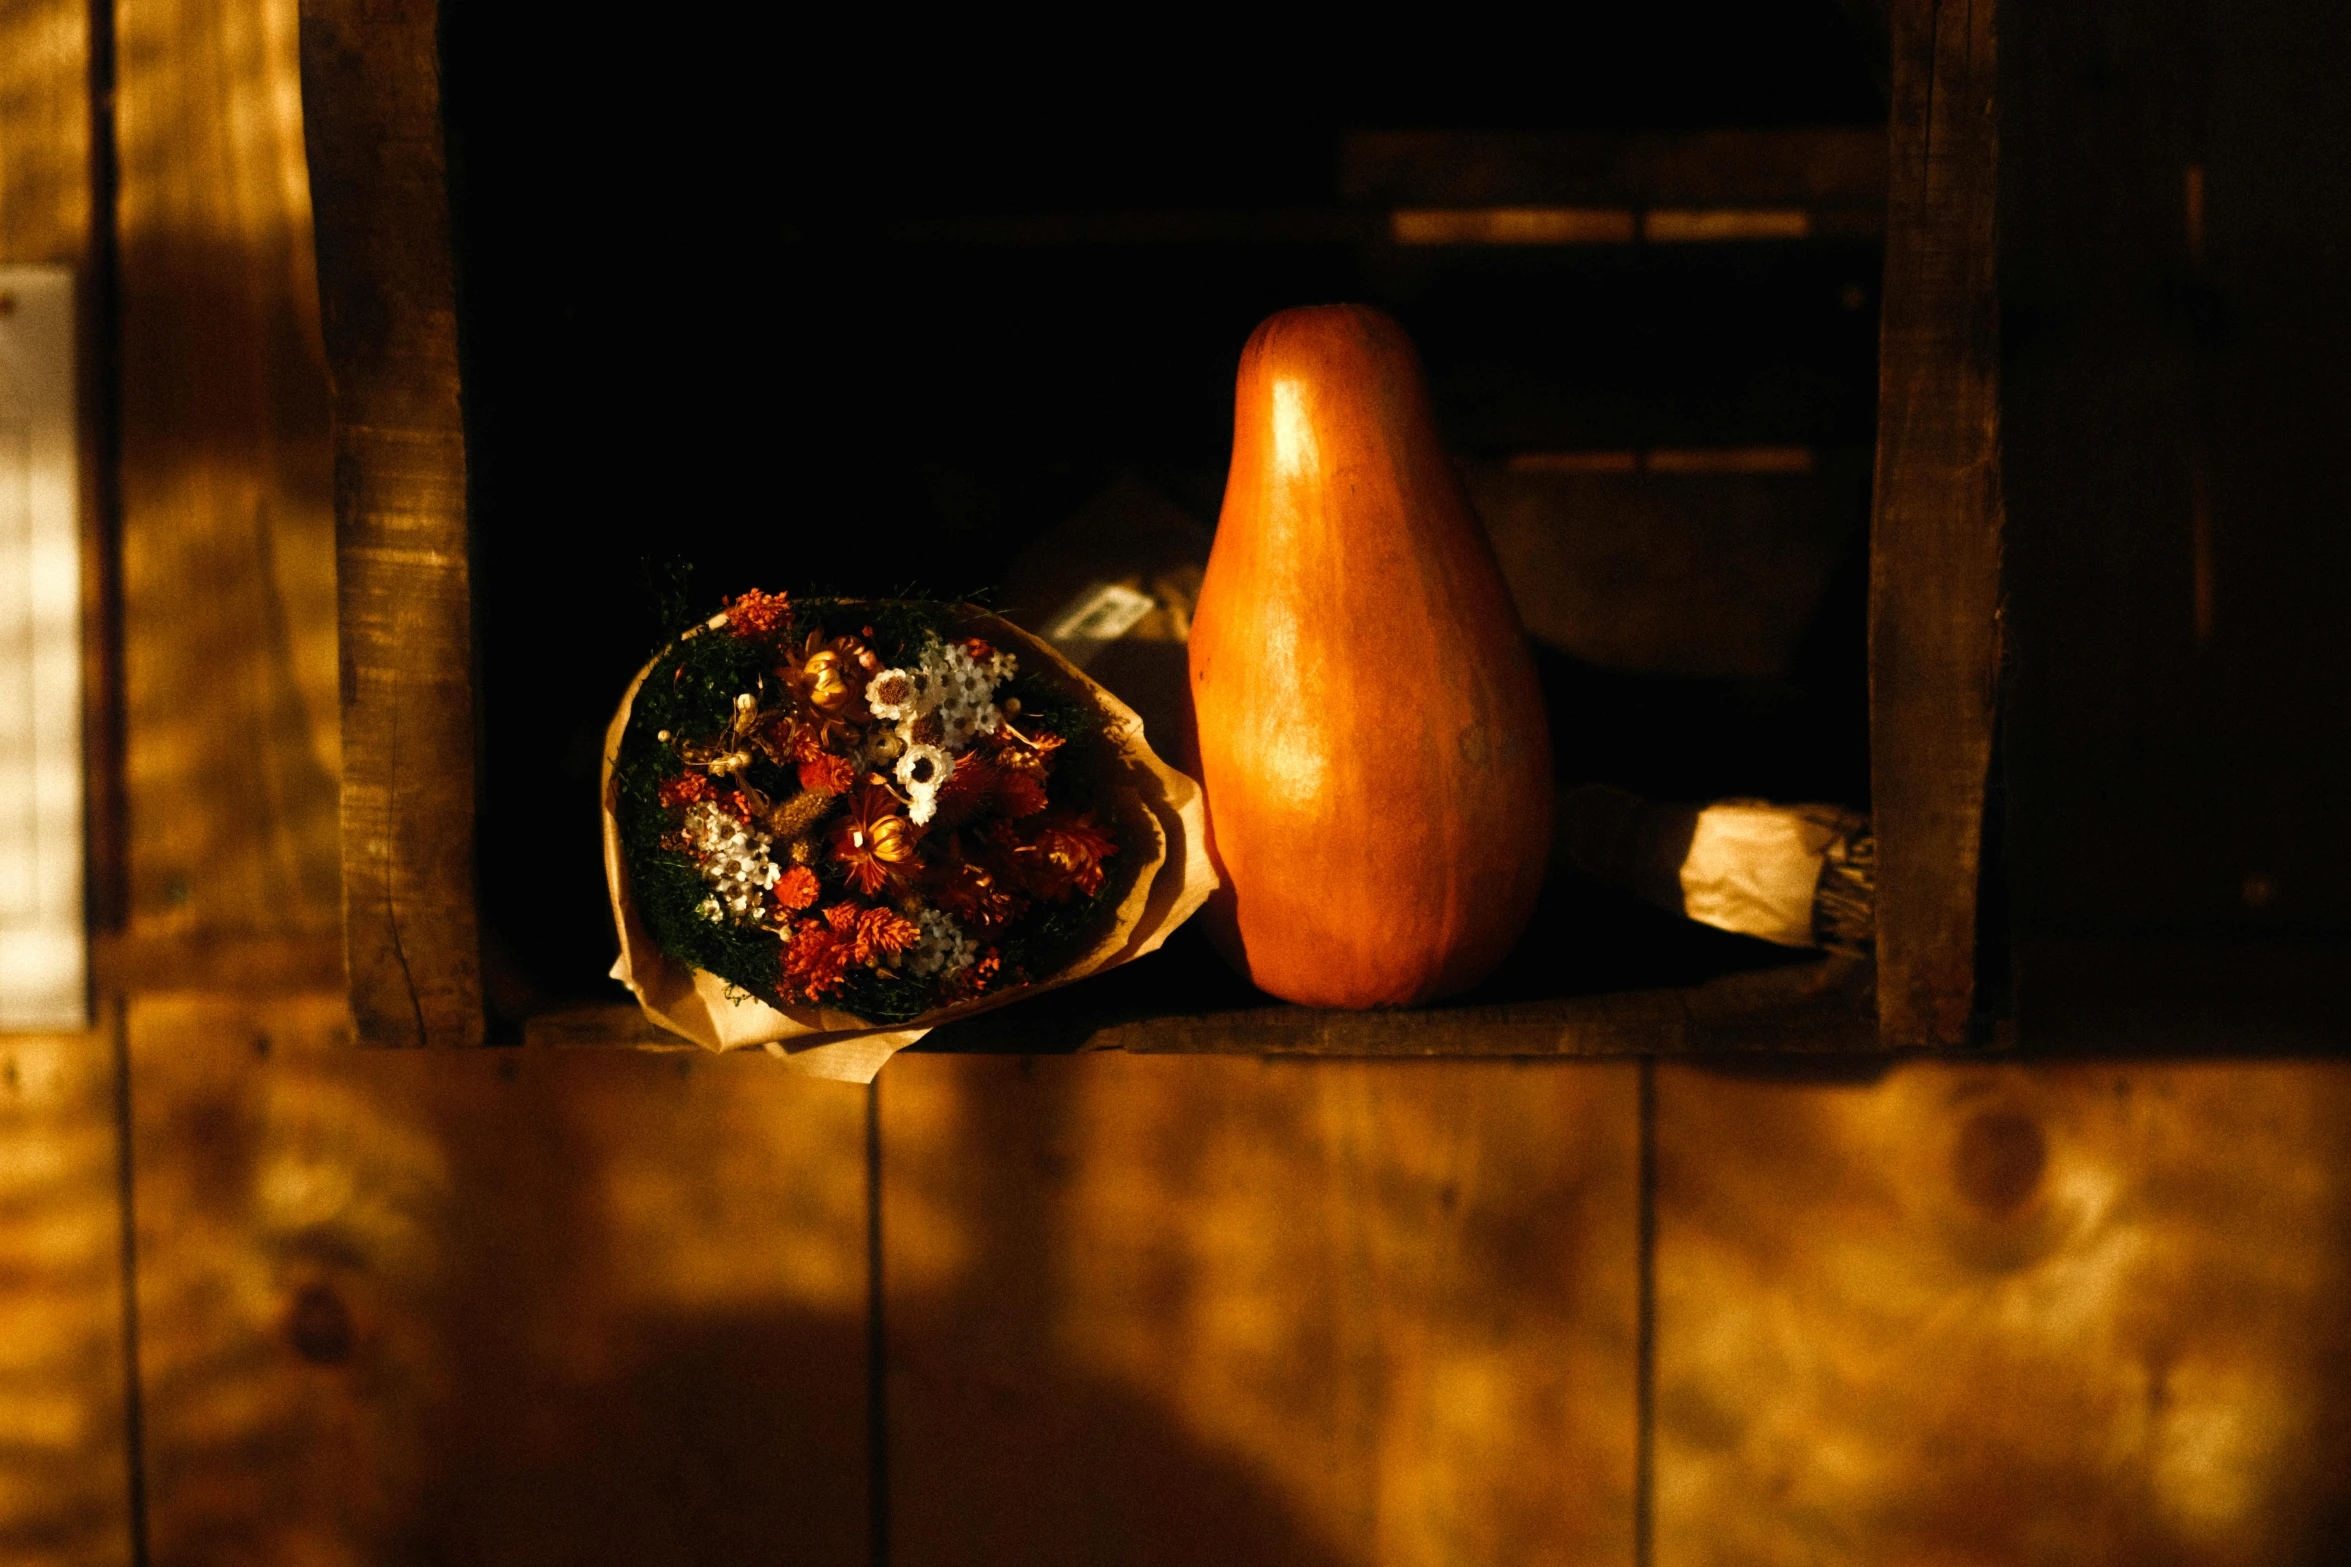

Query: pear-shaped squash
left=1188, top=304, right=1552, bottom=1007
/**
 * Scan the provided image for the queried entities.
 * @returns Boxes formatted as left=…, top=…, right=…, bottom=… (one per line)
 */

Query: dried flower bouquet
left=603, top=591, right=1213, bottom=1080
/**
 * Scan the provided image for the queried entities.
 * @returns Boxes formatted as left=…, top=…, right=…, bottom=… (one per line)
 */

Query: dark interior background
left=437, top=6, right=1891, bottom=1021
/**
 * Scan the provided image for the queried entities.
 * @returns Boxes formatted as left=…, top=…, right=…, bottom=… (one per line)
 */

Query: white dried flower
left=904, top=907, right=976, bottom=979
left=681, top=799, right=783, bottom=927
left=895, top=743, right=954, bottom=826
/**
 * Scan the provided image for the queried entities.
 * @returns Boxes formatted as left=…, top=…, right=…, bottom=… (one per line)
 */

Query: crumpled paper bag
left=603, top=607, right=1218, bottom=1082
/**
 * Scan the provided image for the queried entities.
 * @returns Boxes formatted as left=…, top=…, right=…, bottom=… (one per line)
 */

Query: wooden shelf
left=524, top=952, right=1877, bottom=1059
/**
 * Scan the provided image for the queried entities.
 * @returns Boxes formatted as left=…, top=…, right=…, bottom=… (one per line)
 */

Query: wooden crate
left=304, top=0, right=2351, bottom=1057
left=292, top=0, right=1988, bottom=1054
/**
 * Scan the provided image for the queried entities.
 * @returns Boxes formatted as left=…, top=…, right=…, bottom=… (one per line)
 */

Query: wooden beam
left=297, top=0, right=481, bottom=1045
left=1870, top=0, right=2004, bottom=1047
left=116, top=0, right=341, bottom=954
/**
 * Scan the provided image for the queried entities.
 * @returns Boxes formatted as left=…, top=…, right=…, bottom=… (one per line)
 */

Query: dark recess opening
left=437, top=8, right=1888, bottom=1027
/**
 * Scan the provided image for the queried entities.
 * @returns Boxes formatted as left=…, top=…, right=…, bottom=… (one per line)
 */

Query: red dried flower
left=994, top=768, right=1048, bottom=819
left=1036, top=811, right=1117, bottom=897
left=797, top=752, right=857, bottom=796
left=723, top=589, right=792, bottom=639
left=926, top=848, right=1026, bottom=931
left=657, top=773, right=719, bottom=809
left=995, top=809, right=1117, bottom=900
left=944, top=947, right=1002, bottom=1001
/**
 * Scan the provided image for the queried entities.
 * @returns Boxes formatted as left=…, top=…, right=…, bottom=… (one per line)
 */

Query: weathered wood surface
left=0, top=13, right=137, bottom=1567
left=1999, top=1, right=2351, bottom=1025
left=117, top=0, right=340, bottom=950
left=128, top=994, right=870, bottom=1566
left=0, top=0, right=90, bottom=266
left=1869, top=0, right=2004, bottom=1048
left=1653, top=1060, right=2351, bottom=1565
left=881, top=1053, right=1639, bottom=1566
left=0, top=1022, right=135, bottom=1567
left=296, top=0, right=480, bottom=1046
left=534, top=956, right=1879, bottom=1058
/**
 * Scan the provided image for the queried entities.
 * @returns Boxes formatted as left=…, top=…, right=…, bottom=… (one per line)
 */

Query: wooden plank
left=128, top=993, right=870, bottom=1566
left=1998, top=0, right=2351, bottom=1004
left=882, top=1053, right=1638, bottom=1565
left=1869, top=0, right=2003, bottom=1047
left=535, top=956, right=1879, bottom=1058
left=296, top=0, right=481, bottom=1045
left=0, top=1021, right=136, bottom=1567
left=0, top=0, right=90, bottom=265
left=0, top=13, right=137, bottom=1566
left=1652, top=1060, right=2351, bottom=1563
left=115, top=0, right=340, bottom=952
left=91, top=932, right=342, bottom=995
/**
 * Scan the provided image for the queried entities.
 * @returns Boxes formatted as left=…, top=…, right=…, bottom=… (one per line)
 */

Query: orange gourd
left=1187, top=304, right=1552, bottom=1007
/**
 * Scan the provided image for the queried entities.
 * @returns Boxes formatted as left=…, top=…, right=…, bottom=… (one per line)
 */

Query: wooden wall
left=8, top=2, right=2351, bottom=1563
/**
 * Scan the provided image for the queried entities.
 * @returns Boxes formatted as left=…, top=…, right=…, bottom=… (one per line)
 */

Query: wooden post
left=297, top=0, right=481, bottom=1045
left=1870, top=0, right=2004, bottom=1048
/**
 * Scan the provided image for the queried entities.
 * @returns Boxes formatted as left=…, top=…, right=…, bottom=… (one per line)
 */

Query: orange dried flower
left=798, top=751, right=857, bottom=796
left=723, top=589, right=792, bottom=639
left=851, top=907, right=921, bottom=964
left=829, top=784, right=919, bottom=897
left=770, top=865, right=819, bottom=914
left=781, top=918, right=852, bottom=1000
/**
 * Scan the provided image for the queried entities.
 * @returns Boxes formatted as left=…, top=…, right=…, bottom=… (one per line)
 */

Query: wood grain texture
left=882, top=1053, right=1638, bottom=1566
left=296, top=0, right=481, bottom=1045
left=0, top=0, right=89, bottom=264
left=1653, top=1061, right=2351, bottom=1565
left=1869, top=0, right=2004, bottom=1047
left=117, top=0, right=341, bottom=950
left=0, top=1024, right=135, bottom=1567
left=129, top=994, right=869, bottom=1566
left=0, top=17, right=135, bottom=1567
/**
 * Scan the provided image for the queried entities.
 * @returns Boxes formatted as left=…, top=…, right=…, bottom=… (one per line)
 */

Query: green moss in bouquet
left=613, top=590, right=1128, bottom=1026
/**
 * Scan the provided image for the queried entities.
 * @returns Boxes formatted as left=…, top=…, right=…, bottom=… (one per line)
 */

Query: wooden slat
left=882, top=1053, right=1638, bottom=1565
left=1869, top=0, right=2003, bottom=1047
left=116, top=0, right=340, bottom=950
left=129, top=993, right=870, bottom=1566
left=1653, top=1060, right=2351, bottom=1563
left=296, top=0, right=481, bottom=1045
left=1339, top=128, right=1889, bottom=214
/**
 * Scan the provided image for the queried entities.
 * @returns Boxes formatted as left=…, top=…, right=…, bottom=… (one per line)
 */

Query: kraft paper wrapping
left=603, top=609, right=1218, bottom=1083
